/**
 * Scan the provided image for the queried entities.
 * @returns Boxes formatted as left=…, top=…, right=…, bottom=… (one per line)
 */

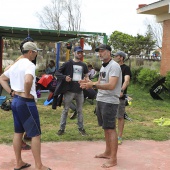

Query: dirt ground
left=0, top=140, right=170, bottom=170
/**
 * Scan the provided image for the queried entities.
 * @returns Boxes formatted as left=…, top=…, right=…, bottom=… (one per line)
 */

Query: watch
left=121, top=89, right=124, bottom=93
left=10, top=89, right=14, bottom=97
left=92, top=84, right=97, bottom=89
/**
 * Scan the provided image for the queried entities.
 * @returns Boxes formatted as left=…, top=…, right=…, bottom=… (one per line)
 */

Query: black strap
left=102, top=59, right=112, bottom=67
left=10, top=89, right=14, bottom=97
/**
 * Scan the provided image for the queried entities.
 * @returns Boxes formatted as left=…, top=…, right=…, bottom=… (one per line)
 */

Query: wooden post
left=80, top=37, right=84, bottom=61
left=66, top=49, right=70, bottom=61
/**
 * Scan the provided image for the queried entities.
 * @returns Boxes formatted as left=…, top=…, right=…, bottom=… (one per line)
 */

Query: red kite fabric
left=38, top=74, right=53, bottom=87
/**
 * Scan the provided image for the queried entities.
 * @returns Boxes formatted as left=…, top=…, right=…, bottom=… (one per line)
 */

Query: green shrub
left=165, top=71, right=170, bottom=89
left=150, top=61, right=160, bottom=71
left=137, top=68, right=161, bottom=88
left=131, top=67, right=143, bottom=84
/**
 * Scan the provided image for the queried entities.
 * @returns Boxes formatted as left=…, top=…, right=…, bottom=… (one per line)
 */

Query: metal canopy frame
left=0, top=26, right=107, bottom=74
left=0, top=26, right=107, bottom=42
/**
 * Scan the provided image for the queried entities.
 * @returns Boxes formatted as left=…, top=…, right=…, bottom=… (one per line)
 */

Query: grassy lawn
left=0, top=84, right=170, bottom=144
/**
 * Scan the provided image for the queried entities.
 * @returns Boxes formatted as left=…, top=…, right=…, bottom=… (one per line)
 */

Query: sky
left=0, top=0, right=157, bottom=37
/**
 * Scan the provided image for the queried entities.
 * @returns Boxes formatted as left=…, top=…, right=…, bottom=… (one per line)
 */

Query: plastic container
left=0, top=96, right=7, bottom=106
left=36, top=90, right=41, bottom=98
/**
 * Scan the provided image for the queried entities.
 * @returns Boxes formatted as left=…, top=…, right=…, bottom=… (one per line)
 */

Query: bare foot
left=101, top=160, right=117, bottom=168
left=94, top=153, right=110, bottom=159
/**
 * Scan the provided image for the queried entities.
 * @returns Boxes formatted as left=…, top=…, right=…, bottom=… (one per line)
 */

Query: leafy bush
left=130, top=67, right=143, bottom=84
left=137, top=68, right=161, bottom=88
left=165, top=71, right=170, bottom=89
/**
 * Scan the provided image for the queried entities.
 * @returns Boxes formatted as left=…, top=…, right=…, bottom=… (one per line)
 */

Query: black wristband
left=10, top=89, right=14, bottom=97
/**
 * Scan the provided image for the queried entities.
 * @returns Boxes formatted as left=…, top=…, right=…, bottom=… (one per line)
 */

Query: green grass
left=0, top=84, right=170, bottom=144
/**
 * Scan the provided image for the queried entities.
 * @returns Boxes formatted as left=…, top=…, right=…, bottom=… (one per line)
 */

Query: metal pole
left=56, top=42, right=61, bottom=70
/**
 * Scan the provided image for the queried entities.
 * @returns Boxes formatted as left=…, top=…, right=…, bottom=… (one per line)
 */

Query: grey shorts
left=96, top=101, right=118, bottom=129
left=117, top=99, right=126, bottom=118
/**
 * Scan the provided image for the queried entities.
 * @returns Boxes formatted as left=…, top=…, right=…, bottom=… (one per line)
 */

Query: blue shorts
left=96, top=101, right=118, bottom=129
left=11, top=95, right=41, bottom=137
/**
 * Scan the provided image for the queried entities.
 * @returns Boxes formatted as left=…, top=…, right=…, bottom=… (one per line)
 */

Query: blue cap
left=74, top=46, right=83, bottom=52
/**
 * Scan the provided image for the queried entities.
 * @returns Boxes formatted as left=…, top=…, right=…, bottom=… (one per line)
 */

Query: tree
left=64, top=0, right=81, bottom=31
left=144, top=17, right=163, bottom=49
left=108, top=31, right=134, bottom=55
left=108, top=31, right=156, bottom=56
left=8, top=39, right=21, bottom=51
left=135, top=31, right=156, bottom=56
left=36, top=0, right=82, bottom=31
left=85, top=35, right=103, bottom=53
